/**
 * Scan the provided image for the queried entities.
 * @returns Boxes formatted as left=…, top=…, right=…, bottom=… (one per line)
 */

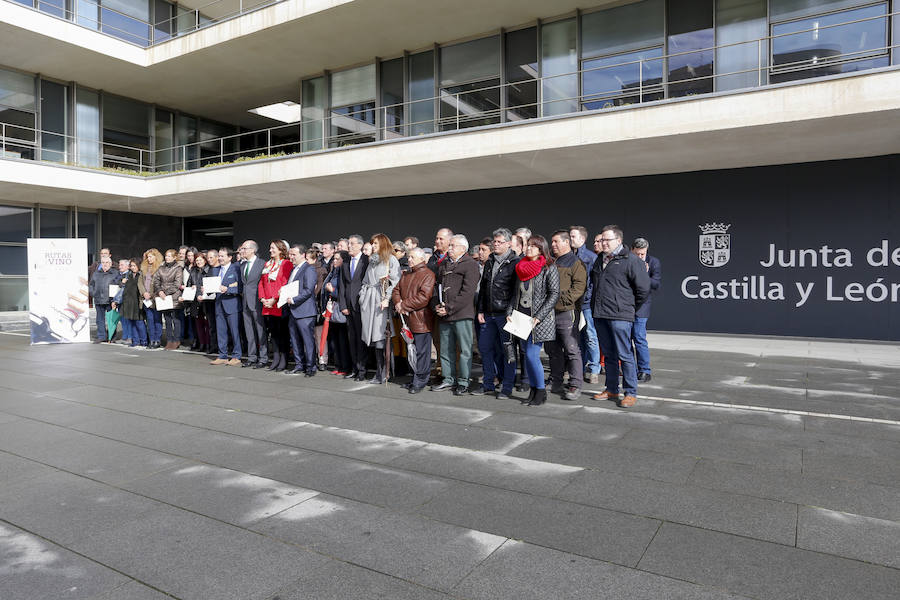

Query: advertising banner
left=27, top=238, right=90, bottom=344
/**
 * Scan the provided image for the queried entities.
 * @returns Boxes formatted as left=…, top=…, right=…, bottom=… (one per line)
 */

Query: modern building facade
left=1, top=0, right=898, bottom=339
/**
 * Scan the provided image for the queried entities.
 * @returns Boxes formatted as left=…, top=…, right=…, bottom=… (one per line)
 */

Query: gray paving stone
left=90, top=580, right=175, bottom=599
left=507, top=437, right=698, bottom=484
left=0, top=523, right=131, bottom=600
left=264, top=420, right=427, bottom=463
left=273, top=385, right=381, bottom=409
left=388, top=443, right=582, bottom=496
left=557, top=469, right=797, bottom=545
left=120, top=463, right=320, bottom=526
left=0, top=470, right=162, bottom=547
left=255, top=451, right=453, bottom=510
left=617, top=428, right=802, bottom=470
left=416, top=481, right=660, bottom=566
left=797, top=506, right=900, bottom=568
left=0, top=393, right=105, bottom=427
left=687, top=458, right=900, bottom=521
left=715, top=422, right=900, bottom=460
left=453, top=539, right=751, bottom=600
left=803, top=417, right=900, bottom=443
left=252, top=494, right=507, bottom=593
left=801, top=449, right=900, bottom=488
left=357, top=395, right=495, bottom=425
left=638, top=523, right=900, bottom=600
left=0, top=368, right=79, bottom=393
left=476, top=412, right=631, bottom=444
left=69, top=505, right=329, bottom=600
left=271, top=559, right=452, bottom=600
left=0, top=451, right=59, bottom=485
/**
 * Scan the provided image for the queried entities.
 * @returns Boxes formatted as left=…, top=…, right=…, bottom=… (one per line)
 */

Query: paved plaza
left=0, top=330, right=899, bottom=599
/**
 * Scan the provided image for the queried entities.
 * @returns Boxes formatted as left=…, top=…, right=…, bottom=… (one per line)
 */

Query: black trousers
left=346, top=308, right=367, bottom=375
left=546, top=310, right=584, bottom=389
left=412, top=331, right=433, bottom=390
left=329, top=322, right=351, bottom=373
left=265, top=314, right=289, bottom=369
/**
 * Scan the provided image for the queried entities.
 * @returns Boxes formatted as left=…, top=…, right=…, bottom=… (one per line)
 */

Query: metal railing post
left=182, top=146, right=187, bottom=170
left=456, top=93, right=460, bottom=130
left=266, top=129, right=271, bottom=154
left=638, top=60, right=643, bottom=103
left=758, top=39, right=763, bottom=87
left=321, top=118, right=326, bottom=149
left=139, top=149, right=143, bottom=172
left=1, top=123, right=5, bottom=156
left=220, top=138, right=224, bottom=162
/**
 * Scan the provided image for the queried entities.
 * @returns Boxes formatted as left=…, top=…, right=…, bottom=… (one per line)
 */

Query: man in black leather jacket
left=474, top=228, right=520, bottom=398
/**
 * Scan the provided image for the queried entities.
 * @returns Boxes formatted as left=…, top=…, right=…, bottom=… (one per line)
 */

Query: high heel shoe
left=520, top=387, right=536, bottom=404
left=528, top=388, right=547, bottom=406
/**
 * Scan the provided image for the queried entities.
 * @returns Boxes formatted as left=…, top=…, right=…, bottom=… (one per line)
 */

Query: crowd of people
left=88, top=225, right=661, bottom=408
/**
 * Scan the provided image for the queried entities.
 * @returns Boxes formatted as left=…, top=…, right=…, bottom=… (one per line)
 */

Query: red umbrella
left=318, top=299, right=333, bottom=362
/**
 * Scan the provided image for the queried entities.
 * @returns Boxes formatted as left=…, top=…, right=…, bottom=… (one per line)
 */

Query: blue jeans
left=631, top=317, right=650, bottom=373
left=120, top=315, right=132, bottom=341
left=594, top=318, right=638, bottom=396
left=580, top=306, right=601, bottom=374
left=522, top=335, right=545, bottom=390
left=145, top=308, right=162, bottom=342
left=478, top=314, right=517, bottom=394
left=127, top=319, right=147, bottom=345
left=95, top=304, right=109, bottom=342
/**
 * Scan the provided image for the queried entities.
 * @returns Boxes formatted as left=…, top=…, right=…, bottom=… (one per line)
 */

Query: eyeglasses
left=599, top=238, right=619, bottom=243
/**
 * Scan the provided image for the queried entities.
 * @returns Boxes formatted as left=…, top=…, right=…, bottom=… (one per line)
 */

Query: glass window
left=40, top=208, right=68, bottom=238
left=583, top=47, right=664, bottom=109
left=716, top=0, right=767, bottom=91
left=103, top=94, right=149, bottom=169
left=0, top=68, right=36, bottom=111
left=439, top=36, right=500, bottom=131
left=541, top=18, right=578, bottom=116
left=75, top=87, right=100, bottom=167
left=771, top=3, right=889, bottom=83
left=0, top=278, right=28, bottom=312
left=101, top=0, right=151, bottom=45
left=505, top=27, right=538, bottom=121
left=198, top=119, right=236, bottom=165
left=667, top=0, right=714, bottom=97
left=330, top=65, right=376, bottom=147
left=331, top=65, right=376, bottom=107
left=770, top=0, right=864, bottom=21
left=0, top=206, right=32, bottom=243
left=154, top=109, right=173, bottom=171
left=176, top=5, right=196, bottom=35
left=380, top=58, right=404, bottom=138
left=77, top=211, right=97, bottom=265
left=39, top=0, right=66, bottom=18
left=0, top=247, right=28, bottom=275
left=78, top=0, right=100, bottom=30
left=301, top=76, right=326, bottom=151
left=176, top=114, right=198, bottom=168
left=582, top=0, right=664, bottom=58
left=41, top=80, right=67, bottom=163
left=409, top=51, right=435, bottom=135
left=153, top=0, right=173, bottom=42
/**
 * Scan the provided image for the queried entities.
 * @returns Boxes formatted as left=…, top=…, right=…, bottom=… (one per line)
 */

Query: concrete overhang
left=0, top=0, right=590, bottom=129
left=1, top=68, right=899, bottom=216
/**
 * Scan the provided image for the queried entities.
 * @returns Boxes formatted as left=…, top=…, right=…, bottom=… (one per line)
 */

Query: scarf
left=263, top=258, right=284, bottom=281
left=515, top=255, right=546, bottom=281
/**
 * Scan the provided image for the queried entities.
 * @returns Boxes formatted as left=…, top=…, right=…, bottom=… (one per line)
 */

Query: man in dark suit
left=631, top=238, right=661, bottom=382
left=211, top=247, right=243, bottom=366
left=286, top=244, right=319, bottom=376
left=239, top=240, right=268, bottom=368
left=340, top=234, right=369, bottom=381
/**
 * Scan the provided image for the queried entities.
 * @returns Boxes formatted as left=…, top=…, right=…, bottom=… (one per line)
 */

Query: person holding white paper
left=152, top=249, right=183, bottom=350
left=120, top=258, right=148, bottom=348
left=189, top=253, right=211, bottom=353
left=210, top=247, right=243, bottom=366
left=138, top=249, right=164, bottom=349
left=88, top=256, right=118, bottom=343
left=507, top=235, right=559, bottom=406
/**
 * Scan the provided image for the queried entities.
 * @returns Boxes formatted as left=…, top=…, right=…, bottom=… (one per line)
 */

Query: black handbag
left=503, top=339, right=517, bottom=364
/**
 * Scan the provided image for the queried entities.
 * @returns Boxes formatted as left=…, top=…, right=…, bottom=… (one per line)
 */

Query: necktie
left=351, top=257, right=357, bottom=278
left=243, top=260, right=250, bottom=279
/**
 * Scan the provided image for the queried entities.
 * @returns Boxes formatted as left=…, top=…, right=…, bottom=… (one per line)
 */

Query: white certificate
left=108, top=284, right=120, bottom=299
left=203, top=276, right=222, bottom=294
left=578, top=310, right=587, bottom=331
left=181, top=286, right=197, bottom=302
left=503, top=310, right=534, bottom=340
left=278, top=280, right=299, bottom=308
left=155, top=295, right=174, bottom=311
left=142, top=299, right=153, bottom=308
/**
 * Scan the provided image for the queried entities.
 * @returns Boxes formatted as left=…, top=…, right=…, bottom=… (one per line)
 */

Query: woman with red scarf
left=258, top=239, right=292, bottom=371
left=507, top=235, right=559, bottom=406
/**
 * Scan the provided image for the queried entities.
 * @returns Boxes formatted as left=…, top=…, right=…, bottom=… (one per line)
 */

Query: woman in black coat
left=119, top=259, right=148, bottom=347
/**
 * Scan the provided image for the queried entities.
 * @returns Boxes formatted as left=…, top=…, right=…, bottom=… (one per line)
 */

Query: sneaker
left=637, top=372, right=652, bottom=382
left=564, top=387, right=581, bottom=401
left=496, top=391, right=511, bottom=400
left=619, top=395, right=638, bottom=408
left=586, top=373, right=600, bottom=384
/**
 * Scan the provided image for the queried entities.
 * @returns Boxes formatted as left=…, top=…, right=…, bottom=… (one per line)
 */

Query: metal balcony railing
left=1, top=10, right=897, bottom=175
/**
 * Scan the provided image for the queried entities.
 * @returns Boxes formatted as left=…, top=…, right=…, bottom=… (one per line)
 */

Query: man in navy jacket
left=590, top=226, right=650, bottom=408
left=631, top=238, right=661, bottom=382
left=286, top=244, right=319, bottom=376
left=211, top=247, right=243, bottom=365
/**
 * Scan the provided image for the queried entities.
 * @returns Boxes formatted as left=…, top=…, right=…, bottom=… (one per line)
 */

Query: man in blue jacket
left=631, top=238, right=661, bottom=382
left=590, top=225, right=650, bottom=408
left=211, top=247, right=243, bottom=366
left=286, top=244, right=319, bottom=376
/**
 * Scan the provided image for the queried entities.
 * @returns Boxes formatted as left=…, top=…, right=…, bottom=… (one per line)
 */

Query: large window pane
left=40, top=208, right=68, bottom=238
left=380, top=58, right=404, bottom=138
left=39, top=0, right=66, bottom=18
left=330, top=65, right=376, bottom=147
left=716, top=0, right=767, bottom=91
left=75, top=87, right=100, bottom=166
left=154, top=109, right=173, bottom=171
left=41, top=80, right=67, bottom=163
left=582, top=0, right=664, bottom=58
left=78, top=0, right=100, bottom=30
left=0, top=68, right=35, bottom=111
left=439, top=36, right=500, bottom=131
left=505, top=27, right=538, bottom=121
left=0, top=278, right=28, bottom=312
left=301, top=76, right=326, bottom=151
left=0, top=206, right=32, bottom=243
left=199, top=119, right=236, bottom=166
left=0, top=247, right=28, bottom=275
left=103, top=95, right=149, bottom=169
left=541, top=18, right=577, bottom=116
left=409, top=51, right=435, bottom=135
left=583, top=47, right=664, bottom=109
left=440, top=36, right=500, bottom=86
left=770, top=0, right=864, bottom=21
left=771, top=3, right=889, bottom=83
left=0, top=107, right=36, bottom=159
left=153, top=0, right=172, bottom=42
left=176, top=114, right=198, bottom=168
left=77, top=211, right=97, bottom=265
left=101, top=0, right=151, bottom=45
left=667, top=0, right=714, bottom=97
left=330, top=65, right=376, bottom=107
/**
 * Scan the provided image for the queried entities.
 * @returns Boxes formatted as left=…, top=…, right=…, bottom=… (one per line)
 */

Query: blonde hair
left=141, top=248, right=163, bottom=275
left=369, top=233, right=393, bottom=264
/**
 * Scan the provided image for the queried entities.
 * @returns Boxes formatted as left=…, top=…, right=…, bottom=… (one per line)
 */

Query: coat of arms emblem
left=699, top=223, right=731, bottom=268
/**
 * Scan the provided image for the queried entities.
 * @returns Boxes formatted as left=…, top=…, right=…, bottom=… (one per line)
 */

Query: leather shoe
left=619, top=395, right=638, bottom=408
left=453, top=386, right=469, bottom=396
left=226, top=358, right=242, bottom=366
left=241, top=361, right=254, bottom=368
left=593, top=390, right=620, bottom=401
left=496, top=391, right=511, bottom=400
left=342, top=372, right=356, bottom=379
left=430, top=382, right=454, bottom=392
left=408, top=386, right=423, bottom=394
left=637, top=372, right=652, bottom=382
left=469, top=385, right=487, bottom=396
left=210, top=358, right=227, bottom=365
left=254, top=362, right=267, bottom=369
left=354, top=374, right=367, bottom=382
left=289, top=367, right=303, bottom=374
left=317, top=364, right=326, bottom=371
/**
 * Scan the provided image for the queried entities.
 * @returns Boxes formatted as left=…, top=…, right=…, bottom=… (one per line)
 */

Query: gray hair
left=515, top=227, right=532, bottom=240
left=408, top=247, right=425, bottom=261
left=632, top=237, right=649, bottom=250
left=492, top=228, right=512, bottom=242
left=348, top=234, right=364, bottom=245
left=450, top=234, right=469, bottom=251
left=245, top=240, right=259, bottom=252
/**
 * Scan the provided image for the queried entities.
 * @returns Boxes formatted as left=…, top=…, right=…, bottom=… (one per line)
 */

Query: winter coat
left=88, top=268, right=120, bottom=305
left=359, top=254, right=401, bottom=345
left=590, top=248, right=651, bottom=322
left=434, top=253, right=480, bottom=322
left=507, top=263, right=560, bottom=343
left=553, top=251, right=586, bottom=312
left=391, top=262, right=436, bottom=333
left=120, top=271, right=144, bottom=321
left=152, top=261, right=183, bottom=309
left=477, top=250, right=520, bottom=315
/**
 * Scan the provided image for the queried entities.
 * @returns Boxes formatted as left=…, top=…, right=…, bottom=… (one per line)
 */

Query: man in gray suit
left=239, top=240, right=268, bottom=368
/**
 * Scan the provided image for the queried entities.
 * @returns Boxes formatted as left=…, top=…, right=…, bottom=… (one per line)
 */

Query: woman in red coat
left=258, top=239, right=292, bottom=371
